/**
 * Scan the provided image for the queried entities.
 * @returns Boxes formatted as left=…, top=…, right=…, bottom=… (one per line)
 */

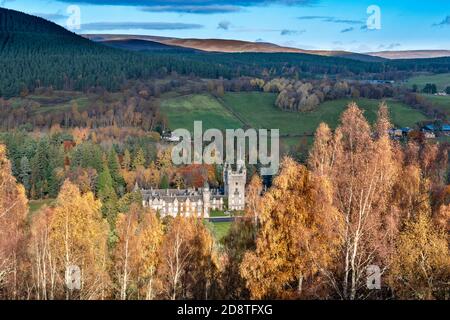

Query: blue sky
left=2, top=0, right=450, bottom=52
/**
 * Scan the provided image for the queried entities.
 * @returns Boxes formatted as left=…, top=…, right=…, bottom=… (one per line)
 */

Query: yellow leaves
left=49, top=180, right=110, bottom=299
left=157, top=216, right=217, bottom=300
left=241, top=156, right=340, bottom=299
left=113, top=205, right=163, bottom=299
left=0, top=144, right=28, bottom=298
left=389, top=211, right=450, bottom=299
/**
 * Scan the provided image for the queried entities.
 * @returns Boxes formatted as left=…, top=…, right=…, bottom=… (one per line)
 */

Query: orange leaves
left=113, top=204, right=163, bottom=300
left=0, top=144, right=28, bottom=299
left=49, top=180, right=110, bottom=299
left=241, top=157, right=340, bottom=299
left=177, top=164, right=216, bottom=189
left=388, top=211, right=450, bottom=299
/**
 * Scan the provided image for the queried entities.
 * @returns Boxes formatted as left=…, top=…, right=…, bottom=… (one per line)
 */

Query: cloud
left=33, top=10, right=68, bottom=21
left=280, top=29, right=305, bottom=36
left=378, top=43, right=401, bottom=50
left=340, top=27, right=354, bottom=33
left=297, top=15, right=363, bottom=25
left=0, top=0, right=15, bottom=6
left=56, top=1, right=319, bottom=14
left=217, top=20, right=231, bottom=30
left=79, top=22, right=204, bottom=31
left=433, top=16, right=450, bottom=26
left=142, top=5, right=240, bottom=14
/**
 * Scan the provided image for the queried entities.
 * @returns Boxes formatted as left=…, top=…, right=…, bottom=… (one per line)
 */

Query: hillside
left=101, top=39, right=198, bottom=53
left=0, top=8, right=231, bottom=97
left=160, top=92, right=428, bottom=136
left=368, top=50, right=450, bottom=60
left=85, top=34, right=385, bottom=62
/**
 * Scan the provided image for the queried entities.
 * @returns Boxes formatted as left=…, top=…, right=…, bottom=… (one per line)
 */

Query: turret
left=202, top=181, right=211, bottom=217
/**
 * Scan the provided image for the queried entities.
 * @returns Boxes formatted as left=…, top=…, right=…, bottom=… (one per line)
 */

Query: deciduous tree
left=0, top=144, right=28, bottom=299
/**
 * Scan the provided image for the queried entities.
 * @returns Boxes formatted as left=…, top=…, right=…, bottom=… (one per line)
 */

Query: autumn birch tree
left=0, top=144, right=28, bottom=299
left=388, top=205, right=450, bottom=300
left=49, top=180, right=110, bottom=299
left=308, top=103, right=401, bottom=299
left=241, top=157, right=341, bottom=299
left=113, top=204, right=163, bottom=300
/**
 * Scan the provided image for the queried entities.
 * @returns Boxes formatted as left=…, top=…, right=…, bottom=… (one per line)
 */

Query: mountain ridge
left=366, top=50, right=450, bottom=60
left=83, top=34, right=386, bottom=62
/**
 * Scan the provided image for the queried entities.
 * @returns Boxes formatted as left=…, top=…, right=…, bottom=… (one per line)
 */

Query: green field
left=9, top=91, right=91, bottom=115
left=160, top=94, right=242, bottom=132
left=161, top=92, right=427, bottom=137
left=422, top=94, right=450, bottom=115
left=404, top=73, right=450, bottom=91
left=221, top=92, right=427, bottom=134
left=29, top=199, right=54, bottom=213
left=209, top=221, right=232, bottom=241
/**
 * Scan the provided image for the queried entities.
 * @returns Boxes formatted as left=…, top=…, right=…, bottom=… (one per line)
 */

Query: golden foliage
left=388, top=210, right=450, bottom=300
left=241, top=157, right=341, bottom=299
left=113, top=204, right=163, bottom=300
left=0, top=144, right=28, bottom=299
left=49, top=180, right=110, bottom=299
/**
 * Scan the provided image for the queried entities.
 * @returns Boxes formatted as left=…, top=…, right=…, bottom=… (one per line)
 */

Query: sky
left=1, top=0, right=450, bottom=52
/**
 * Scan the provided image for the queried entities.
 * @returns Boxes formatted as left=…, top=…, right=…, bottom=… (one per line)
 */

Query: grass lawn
left=404, top=73, right=450, bottom=91
left=29, top=199, right=54, bottom=213
left=210, top=210, right=228, bottom=217
left=209, top=221, right=232, bottom=241
left=32, top=97, right=90, bottom=114
left=221, top=92, right=427, bottom=135
left=28, top=199, right=55, bottom=222
left=8, top=91, right=91, bottom=115
left=160, top=93, right=242, bottom=132
left=421, top=94, right=450, bottom=116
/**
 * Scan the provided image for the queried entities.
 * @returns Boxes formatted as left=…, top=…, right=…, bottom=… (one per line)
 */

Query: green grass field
left=421, top=94, right=450, bottom=115
left=404, top=73, right=450, bottom=91
left=209, top=222, right=232, bottom=241
left=160, top=91, right=428, bottom=142
left=29, top=199, right=54, bottom=213
left=160, top=92, right=428, bottom=155
left=221, top=92, right=427, bottom=135
left=8, top=91, right=91, bottom=115
left=160, top=94, right=242, bottom=132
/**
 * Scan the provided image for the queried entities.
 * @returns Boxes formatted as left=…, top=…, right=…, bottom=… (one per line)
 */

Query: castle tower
left=224, top=162, right=246, bottom=211
left=202, top=182, right=211, bottom=217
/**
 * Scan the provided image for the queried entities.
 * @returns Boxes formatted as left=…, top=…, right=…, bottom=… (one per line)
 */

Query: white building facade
left=139, top=163, right=246, bottom=217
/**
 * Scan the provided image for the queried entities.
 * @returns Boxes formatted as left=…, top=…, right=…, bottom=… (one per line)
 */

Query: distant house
left=422, top=124, right=436, bottom=132
left=162, top=131, right=181, bottom=143
left=424, top=132, right=436, bottom=139
left=389, top=127, right=411, bottom=139
left=421, top=124, right=450, bottom=137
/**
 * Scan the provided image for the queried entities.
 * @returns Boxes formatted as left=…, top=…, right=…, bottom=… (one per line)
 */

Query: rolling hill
left=84, top=34, right=386, bottom=62
left=367, top=50, right=450, bottom=60
left=100, top=39, right=198, bottom=53
left=0, top=8, right=237, bottom=97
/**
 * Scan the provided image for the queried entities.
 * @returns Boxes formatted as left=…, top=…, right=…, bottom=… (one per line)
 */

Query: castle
left=139, top=162, right=246, bottom=218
